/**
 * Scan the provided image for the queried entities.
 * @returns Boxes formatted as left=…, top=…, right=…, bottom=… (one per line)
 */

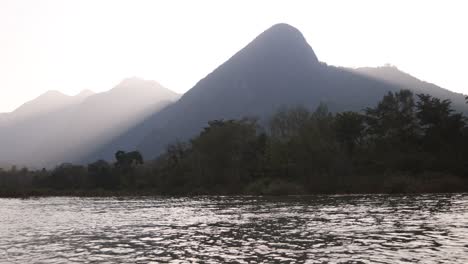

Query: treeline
left=1, top=90, right=468, bottom=196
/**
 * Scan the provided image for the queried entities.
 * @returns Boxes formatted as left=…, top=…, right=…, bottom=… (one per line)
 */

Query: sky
left=0, top=0, right=467, bottom=113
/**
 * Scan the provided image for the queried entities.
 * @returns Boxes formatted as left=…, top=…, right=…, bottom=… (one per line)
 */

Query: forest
left=1, top=90, right=468, bottom=197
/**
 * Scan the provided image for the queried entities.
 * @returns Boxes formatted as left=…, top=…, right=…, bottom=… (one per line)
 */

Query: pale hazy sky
left=1, top=0, right=467, bottom=112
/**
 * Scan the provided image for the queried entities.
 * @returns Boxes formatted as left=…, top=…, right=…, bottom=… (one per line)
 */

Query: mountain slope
left=354, top=66, right=468, bottom=113
left=86, top=23, right=468, bottom=162
left=1, top=90, right=93, bottom=125
left=0, top=78, right=179, bottom=167
left=0, top=90, right=94, bottom=167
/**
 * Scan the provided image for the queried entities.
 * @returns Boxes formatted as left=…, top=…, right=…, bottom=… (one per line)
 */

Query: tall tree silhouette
left=115, top=151, right=143, bottom=172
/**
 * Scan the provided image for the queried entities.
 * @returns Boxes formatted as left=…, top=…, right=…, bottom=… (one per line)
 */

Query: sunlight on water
left=1, top=194, right=467, bottom=263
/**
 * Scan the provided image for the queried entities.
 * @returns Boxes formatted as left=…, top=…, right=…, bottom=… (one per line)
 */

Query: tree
left=190, top=118, right=259, bottom=189
left=362, top=90, right=426, bottom=173
left=267, top=104, right=341, bottom=190
left=49, top=163, right=87, bottom=189
left=416, top=94, right=466, bottom=158
left=416, top=94, right=468, bottom=175
left=114, top=150, right=144, bottom=187
left=365, top=90, right=418, bottom=140
left=335, top=111, right=364, bottom=154
left=88, top=160, right=117, bottom=189
left=115, top=150, right=144, bottom=172
left=165, top=142, right=190, bottom=169
left=269, top=106, right=310, bottom=140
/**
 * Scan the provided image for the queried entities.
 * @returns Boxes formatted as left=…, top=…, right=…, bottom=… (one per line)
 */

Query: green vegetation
left=1, top=90, right=468, bottom=197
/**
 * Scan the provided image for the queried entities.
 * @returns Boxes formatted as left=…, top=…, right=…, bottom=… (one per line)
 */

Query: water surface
left=1, top=194, right=467, bottom=263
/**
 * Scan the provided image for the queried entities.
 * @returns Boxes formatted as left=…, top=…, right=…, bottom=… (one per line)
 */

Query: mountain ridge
left=1, top=90, right=92, bottom=124
left=0, top=78, right=179, bottom=167
left=133, top=24, right=468, bottom=159
left=353, top=65, right=468, bottom=113
left=86, top=23, right=467, bottom=162
left=1, top=23, right=467, bottom=166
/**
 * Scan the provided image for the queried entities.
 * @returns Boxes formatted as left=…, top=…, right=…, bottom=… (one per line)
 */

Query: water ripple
left=0, top=194, right=467, bottom=263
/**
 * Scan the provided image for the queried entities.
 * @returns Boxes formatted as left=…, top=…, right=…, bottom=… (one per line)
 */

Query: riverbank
left=2, top=173, right=467, bottom=198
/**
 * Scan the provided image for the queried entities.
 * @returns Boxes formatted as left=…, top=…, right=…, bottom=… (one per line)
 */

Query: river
left=1, top=194, right=467, bottom=263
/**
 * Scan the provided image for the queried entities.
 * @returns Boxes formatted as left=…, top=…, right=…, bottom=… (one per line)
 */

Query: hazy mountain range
left=0, top=78, right=179, bottom=167
left=1, top=23, right=467, bottom=167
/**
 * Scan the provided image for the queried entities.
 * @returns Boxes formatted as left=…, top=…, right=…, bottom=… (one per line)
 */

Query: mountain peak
left=249, top=23, right=319, bottom=63
left=119, top=77, right=145, bottom=85
left=106, top=77, right=179, bottom=100
left=7, top=90, right=73, bottom=120
left=76, top=89, right=95, bottom=98
left=213, top=23, right=319, bottom=76
left=262, top=23, right=304, bottom=38
left=115, top=77, right=162, bottom=90
left=39, top=90, right=68, bottom=99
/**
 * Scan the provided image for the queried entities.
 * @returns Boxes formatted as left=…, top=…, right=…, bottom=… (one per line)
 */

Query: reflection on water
left=0, top=194, right=467, bottom=263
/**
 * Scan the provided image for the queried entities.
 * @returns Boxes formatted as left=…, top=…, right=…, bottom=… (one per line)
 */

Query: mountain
left=0, top=90, right=95, bottom=167
left=1, top=90, right=93, bottom=124
left=353, top=65, right=468, bottom=113
left=76, top=89, right=95, bottom=98
left=0, top=78, right=179, bottom=167
left=86, top=23, right=465, bottom=162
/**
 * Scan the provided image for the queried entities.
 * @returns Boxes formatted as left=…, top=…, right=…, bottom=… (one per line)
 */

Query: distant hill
left=353, top=65, right=468, bottom=114
left=0, top=78, right=179, bottom=167
left=1, top=90, right=93, bottom=124
left=86, top=23, right=467, bottom=162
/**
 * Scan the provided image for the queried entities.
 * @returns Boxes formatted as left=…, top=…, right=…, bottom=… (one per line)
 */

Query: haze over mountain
left=353, top=66, right=468, bottom=112
left=87, top=23, right=468, bottom=162
left=0, top=78, right=179, bottom=167
left=0, top=90, right=94, bottom=125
